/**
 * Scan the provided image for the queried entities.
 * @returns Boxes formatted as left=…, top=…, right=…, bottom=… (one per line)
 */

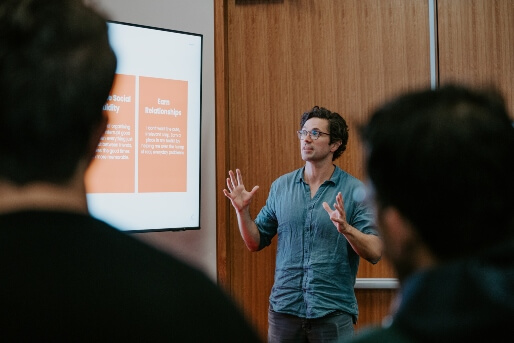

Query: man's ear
left=379, top=206, right=436, bottom=274
left=378, top=206, right=416, bottom=261
left=331, top=140, right=342, bottom=152
left=381, top=207, right=412, bottom=241
left=86, top=114, right=108, bottom=164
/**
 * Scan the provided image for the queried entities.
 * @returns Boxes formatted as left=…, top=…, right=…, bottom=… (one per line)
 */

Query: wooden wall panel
left=214, top=0, right=230, bottom=289
left=437, top=0, right=514, bottom=117
left=355, top=289, right=398, bottom=331
left=217, top=0, right=431, bottom=338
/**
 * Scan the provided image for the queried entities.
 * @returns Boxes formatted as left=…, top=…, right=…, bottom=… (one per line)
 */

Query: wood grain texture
left=214, top=0, right=230, bottom=290
left=354, top=289, right=398, bottom=332
left=438, top=0, right=514, bottom=117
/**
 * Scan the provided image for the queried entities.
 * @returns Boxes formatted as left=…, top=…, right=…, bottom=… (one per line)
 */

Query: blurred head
left=300, top=106, right=349, bottom=161
left=361, top=84, right=514, bottom=267
left=0, top=0, right=116, bottom=185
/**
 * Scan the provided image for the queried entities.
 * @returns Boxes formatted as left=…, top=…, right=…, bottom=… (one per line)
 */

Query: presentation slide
left=85, top=21, right=202, bottom=232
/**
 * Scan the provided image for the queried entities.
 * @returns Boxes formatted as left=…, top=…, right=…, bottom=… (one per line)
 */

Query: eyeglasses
left=297, top=129, right=330, bottom=140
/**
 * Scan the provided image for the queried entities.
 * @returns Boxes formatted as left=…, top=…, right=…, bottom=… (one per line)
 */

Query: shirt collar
left=296, top=165, right=340, bottom=185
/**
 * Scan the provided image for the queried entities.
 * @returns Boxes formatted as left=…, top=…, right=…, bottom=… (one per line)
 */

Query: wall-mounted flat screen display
left=85, top=21, right=203, bottom=232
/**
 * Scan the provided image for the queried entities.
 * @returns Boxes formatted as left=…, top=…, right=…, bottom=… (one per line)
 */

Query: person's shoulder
left=351, top=325, right=414, bottom=343
left=333, top=166, right=365, bottom=189
left=0, top=211, right=262, bottom=342
left=88, top=216, right=263, bottom=341
left=334, top=166, right=361, bottom=181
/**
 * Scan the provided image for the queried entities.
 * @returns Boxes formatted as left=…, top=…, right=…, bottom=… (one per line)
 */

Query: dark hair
left=300, top=106, right=349, bottom=160
left=0, top=0, right=116, bottom=184
left=361, top=84, right=514, bottom=260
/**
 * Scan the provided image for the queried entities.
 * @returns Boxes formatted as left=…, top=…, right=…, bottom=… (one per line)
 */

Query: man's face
left=299, top=118, right=334, bottom=162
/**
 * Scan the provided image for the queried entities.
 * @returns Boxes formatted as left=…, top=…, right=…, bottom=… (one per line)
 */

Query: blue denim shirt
left=255, top=166, right=377, bottom=320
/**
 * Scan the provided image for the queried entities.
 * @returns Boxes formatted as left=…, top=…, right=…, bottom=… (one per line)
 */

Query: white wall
left=93, top=0, right=217, bottom=280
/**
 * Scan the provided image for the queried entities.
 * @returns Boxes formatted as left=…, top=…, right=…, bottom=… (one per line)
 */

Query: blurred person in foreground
left=0, top=0, right=261, bottom=341
left=351, top=84, right=514, bottom=343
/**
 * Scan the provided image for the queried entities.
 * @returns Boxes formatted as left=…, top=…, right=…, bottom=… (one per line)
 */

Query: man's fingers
left=226, top=177, right=233, bottom=191
left=249, top=185, right=260, bottom=195
left=236, top=168, right=243, bottom=186
left=227, top=170, right=238, bottom=189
